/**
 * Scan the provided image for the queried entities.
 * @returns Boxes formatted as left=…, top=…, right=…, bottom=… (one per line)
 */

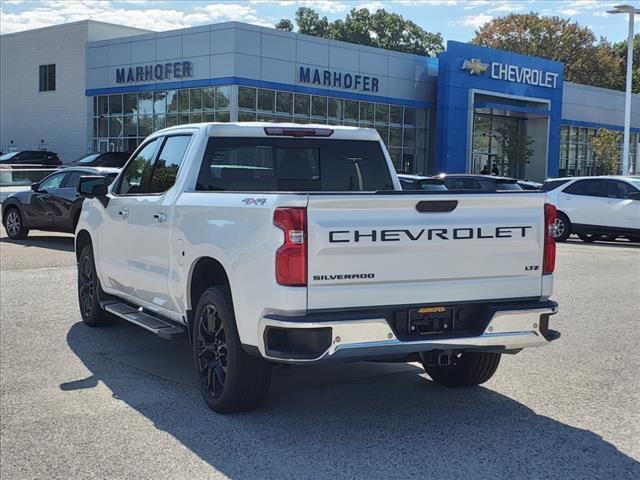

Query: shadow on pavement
left=564, top=237, right=640, bottom=250
left=63, top=321, right=640, bottom=479
left=0, top=234, right=74, bottom=252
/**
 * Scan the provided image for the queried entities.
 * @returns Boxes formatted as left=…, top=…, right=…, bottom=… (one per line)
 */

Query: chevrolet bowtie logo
left=461, top=58, right=489, bottom=75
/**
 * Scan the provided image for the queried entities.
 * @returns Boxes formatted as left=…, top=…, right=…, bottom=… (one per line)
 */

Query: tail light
left=274, top=207, right=307, bottom=286
left=543, top=203, right=557, bottom=274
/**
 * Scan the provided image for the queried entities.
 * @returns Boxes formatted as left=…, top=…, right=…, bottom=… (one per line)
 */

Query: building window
left=39, top=64, right=56, bottom=92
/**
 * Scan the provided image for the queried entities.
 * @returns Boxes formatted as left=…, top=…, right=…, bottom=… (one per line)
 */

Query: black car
left=0, top=150, right=61, bottom=168
left=397, top=174, right=448, bottom=191
left=71, top=152, right=130, bottom=168
left=435, top=174, right=524, bottom=191
left=1, top=167, right=119, bottom=239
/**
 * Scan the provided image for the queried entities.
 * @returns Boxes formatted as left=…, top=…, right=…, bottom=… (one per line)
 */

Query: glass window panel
left=239, top=111, right=257, bottom=121
left=258, top=89, right=275, bottom=112
left=190, top=112, right=202, bottom=123
left=216, top=86, right=231, bottom=110
left=473, top=134, right=490, bottom=152
left=275, top=114, right=292, bottom=123
left=417, top=109, right=428, bottom=128
left=138, top=92, right=153, bottom=115
left=166, top=90, right=178, bottom=113
left=474, top=115, right=491, bottom=136
left=98, top=117, right=108, bottom=137
left=389, top=127, right=402, bottom=147
left=276, top=91, right=293, bottom=114
left=238, top=87, right=256, bottom=110
left=569, top=126, right=579, bottom=142
left=403, top=128, right=415, bottom=149
left=388, top=148, right=401, bottom=171
left=166, top=115, right=178, bottom=127
left=178, top=114, right=190, bottom=125
left=560, top=143, right=568, bottom=159
left=148, top=135, right=191, bottom=194
left=402, top=153, right=414, bottom=173
left=257, top=112, right=275, bottom=122
left=560, top=126, right=569, bottom=142
left=569, top=143, right=577, bottom=159
left=375, top=104, right=389, bottom=125
left=345, top=100, right=359, bottom=122
left=360, top=102, right=374, bottom=125
left=294, top=117, right=310, bottom=124
left=109, top=95, right=122, bottom=115
left=98, top=96, right=108, bottom=115
left=153, top=91, right=166, bottom=114
left=178, top=90, right=190, bottom=112
left=203, top=112, right=215, bottom=122
left=294, top=94, right=310, bottom=116
left=404, top=108, right=416, bottom=126
left=312, top=96, right=327, bottom=117
left=578, top=127, right=587, bottom=143
left=153, top=114, right=166, bottom=131
left=215, top=111, right=230, bottom=122
left=109, top=117, right=123, bottom=137
left=123, top=94, right=137, bottom=115
left=328, top=98, right=343, bottom=120
left=190, top=89, right=202, bottom=112
left=389, top=106, right=402, bottom=125
left=93, top=96, right=98, bottom=116
left=123, top=115, right=137, bottom=136
left=376, top=126, right=389, bottom=143
left=138, top=115, right=152, bottom=136
left=117, top=138, right=160, bottom=194
left=202, top=88, right=215, bottom=110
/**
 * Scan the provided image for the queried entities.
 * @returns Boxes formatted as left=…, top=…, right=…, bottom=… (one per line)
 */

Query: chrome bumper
left=258, top=303, right=559, bottom=363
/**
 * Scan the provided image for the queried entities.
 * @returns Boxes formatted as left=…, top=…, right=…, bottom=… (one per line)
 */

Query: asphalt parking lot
left=1, top=230, right=639, bottom=479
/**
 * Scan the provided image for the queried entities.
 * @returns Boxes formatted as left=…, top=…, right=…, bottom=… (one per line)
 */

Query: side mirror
left=628, top=191, right=640, bottom=201
left=31, top=182, right=40, bottom=191
left=77, top=175, right=108, bottom=198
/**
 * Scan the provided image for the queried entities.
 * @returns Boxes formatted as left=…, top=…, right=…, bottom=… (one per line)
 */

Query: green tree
left=276, top=7, right=444, bottom=57
left=274, top=18, right=293, bottom=32
left=473, top=13, right=624, bottom=91
left=591, top=129, right=621, bottom=175
left=494, top=123, right=535, bottom=178
left=613, top=34, right=640, bottom=94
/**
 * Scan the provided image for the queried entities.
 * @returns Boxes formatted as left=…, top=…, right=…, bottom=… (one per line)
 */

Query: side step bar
left=101, top=301, right=187, bottom=340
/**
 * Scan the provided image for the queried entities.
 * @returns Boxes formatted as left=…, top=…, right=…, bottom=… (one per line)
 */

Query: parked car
left=517, top=180, right=543, bottom=190
left=544, top=176, right=640, bottom=242
left=74, top=123, right=559, bottom=413
left=1, top=167, right=119, bottom=239
left=0, top=150, right=61, bottom=168
left=397, top=174, right=447, bottom=191
left=71, top=152, right=130, bottom=168
left=435, top=174, right=524, bottom=191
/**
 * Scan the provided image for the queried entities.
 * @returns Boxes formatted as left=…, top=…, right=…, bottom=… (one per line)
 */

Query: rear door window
left=196, top=138, right=394, bottom=191
left=542, top=179, right=571, bottom=191
left=563, top=179, right=606, bottom=197
left=607, top=180, right=635, bottom=199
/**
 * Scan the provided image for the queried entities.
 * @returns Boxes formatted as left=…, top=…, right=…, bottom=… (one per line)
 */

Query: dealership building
left=1, top=19, right=639, bottom=180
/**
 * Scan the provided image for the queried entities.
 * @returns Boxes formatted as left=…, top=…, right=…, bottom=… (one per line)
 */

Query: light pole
left=607, top=5, right=639, bottom=175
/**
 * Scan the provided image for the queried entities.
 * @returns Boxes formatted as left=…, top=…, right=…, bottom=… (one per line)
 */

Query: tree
left=494, top=122, right=534, bottom=178
left=613, top=34, right=640, bottom=94
left=591, top=129, right=621, bottom=175
left=275, top=7, right=444, bottom=57
left=274, top=18, right=293, bottom=32
left=473, top=13, right=624, bottom=91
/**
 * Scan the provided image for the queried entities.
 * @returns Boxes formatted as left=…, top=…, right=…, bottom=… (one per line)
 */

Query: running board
left=102, top=301, right=186, bottom=340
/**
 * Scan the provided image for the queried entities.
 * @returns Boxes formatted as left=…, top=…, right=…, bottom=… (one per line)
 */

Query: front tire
left=422, top=351, right=501, bottom=387
left=551, top=212, right=571, bottom=242
left=4, top=207, right=29, bottom=239
left=77, top=244, right=117, bottom=327
left=192, top=287, right=272, bottom=413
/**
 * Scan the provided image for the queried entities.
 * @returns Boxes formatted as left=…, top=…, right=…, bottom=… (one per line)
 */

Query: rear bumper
left=258, top=300, right=559, bottom=363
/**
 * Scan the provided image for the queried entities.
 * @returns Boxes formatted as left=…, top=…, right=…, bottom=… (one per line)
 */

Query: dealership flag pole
left=608, top=5, right=640, bottom=175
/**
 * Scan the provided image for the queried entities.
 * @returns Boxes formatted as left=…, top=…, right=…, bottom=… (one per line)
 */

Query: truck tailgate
left=306, top=193, right=546, bottom=310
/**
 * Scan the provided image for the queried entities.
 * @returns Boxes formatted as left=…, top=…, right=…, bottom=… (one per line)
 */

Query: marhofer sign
left=462, top=58, right=559, bottom=89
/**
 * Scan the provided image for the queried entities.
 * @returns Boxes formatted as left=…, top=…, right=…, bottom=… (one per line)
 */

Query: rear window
left=196, top=138, right=394, bottom=192
left=495, top=180, right=522, bottom=191
left=541, top=179, right=571, bottom=191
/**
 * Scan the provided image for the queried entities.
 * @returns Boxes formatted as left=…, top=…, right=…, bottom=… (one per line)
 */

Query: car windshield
left=73, top=154, right=100, bottom=164
left=0, top=151, right=20, bottom=162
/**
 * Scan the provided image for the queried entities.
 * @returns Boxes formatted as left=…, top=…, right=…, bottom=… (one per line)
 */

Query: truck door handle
left=416, top=200, right=458, bottom=213
left=153, top=211, right=167, bottom=222
left=118, top=209, right=129, bottom=218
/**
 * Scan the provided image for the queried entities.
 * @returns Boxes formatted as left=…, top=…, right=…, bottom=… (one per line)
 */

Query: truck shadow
left=63, top=321, right=639, bottom=479
left=0, top=234, right=74, bottom=252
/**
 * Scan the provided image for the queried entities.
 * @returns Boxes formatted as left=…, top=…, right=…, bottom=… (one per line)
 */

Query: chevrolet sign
left=461, top=58, right=559, bottom=89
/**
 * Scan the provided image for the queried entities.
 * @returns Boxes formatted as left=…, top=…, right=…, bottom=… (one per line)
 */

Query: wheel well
left=189, top=257, right=231, bottom=313
left=75, top=230, right=92, bottom=261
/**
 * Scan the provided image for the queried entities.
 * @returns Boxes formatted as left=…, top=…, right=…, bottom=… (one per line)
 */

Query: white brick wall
left=0, top=21, right=148, bottom=162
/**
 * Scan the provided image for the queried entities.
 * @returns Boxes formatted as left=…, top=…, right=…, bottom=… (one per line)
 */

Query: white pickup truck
left=75, top=123, right=559, bottom=413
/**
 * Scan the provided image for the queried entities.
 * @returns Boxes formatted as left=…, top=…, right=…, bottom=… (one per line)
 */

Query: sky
left=1, top=0, right=639, bottom=44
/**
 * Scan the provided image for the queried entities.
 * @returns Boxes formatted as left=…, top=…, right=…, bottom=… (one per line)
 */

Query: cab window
left=148, top=135, right=192, bottom=193
left=115, top=139, right=160, bottom=195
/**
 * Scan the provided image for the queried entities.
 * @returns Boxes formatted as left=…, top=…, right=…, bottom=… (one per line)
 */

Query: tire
left=422, top=351, right=501, bottom=387
left=77, top=244, right=117, bottom=327
left=601, top=234, right=618, bottom=242
left=551, top=212, right=571, bottom=242
left=577, top=233, right=601, bottom=243
left=192, top=287, right=272, bottom=413
left=4, top=207, right=29, bottom=239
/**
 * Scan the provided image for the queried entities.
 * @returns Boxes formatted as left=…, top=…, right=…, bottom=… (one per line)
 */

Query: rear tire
left=4, top=207, right=29, bottom=239
left=551, top=212, right=571, bottom=242
left=77, top=244, right=117, bottom=327
left=422, top=351, right=501, bottom=387
left=192, top=287, right=272, bottom=413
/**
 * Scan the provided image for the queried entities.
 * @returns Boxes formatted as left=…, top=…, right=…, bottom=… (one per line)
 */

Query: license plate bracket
left=408, top=306, right=454, bottom=335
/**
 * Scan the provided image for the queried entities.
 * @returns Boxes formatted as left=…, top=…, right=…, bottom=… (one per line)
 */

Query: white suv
left=543, top=176, right=640, bottom=242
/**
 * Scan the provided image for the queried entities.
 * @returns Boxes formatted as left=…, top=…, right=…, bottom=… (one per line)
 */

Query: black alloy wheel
left=4, top=208, right=28, bottom=239
left=78, top=252, right=96, bottom=319
left=196, top=305, right=228, bottom=399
